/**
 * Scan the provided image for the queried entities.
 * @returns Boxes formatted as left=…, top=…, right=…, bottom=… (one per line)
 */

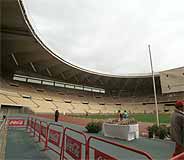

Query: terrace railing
left=5, top=115, right=154, bottom=160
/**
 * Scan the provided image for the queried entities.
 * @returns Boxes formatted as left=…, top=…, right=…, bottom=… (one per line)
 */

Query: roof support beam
left=30, top=62, right=37, bottom=72
left=46, top=68, right=52, bottom=77
left=1, top=27, right=31, bottom=37
left=60, top=72, right=66, bottom=80
left=65, top=70, right=79, bottom=80
left=74, top=74, right=79, bottom=84
left=11, top=53, right=18, bottom=66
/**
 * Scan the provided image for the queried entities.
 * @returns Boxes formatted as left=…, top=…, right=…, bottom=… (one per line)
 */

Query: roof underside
left=1, top=0, right=161, bottom=94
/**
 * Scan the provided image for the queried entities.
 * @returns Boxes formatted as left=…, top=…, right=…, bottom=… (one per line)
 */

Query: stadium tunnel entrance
left=0, top=104, right=29, bottom=115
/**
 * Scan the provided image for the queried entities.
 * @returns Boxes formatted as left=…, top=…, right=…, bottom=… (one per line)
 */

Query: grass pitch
left=73, top=113, right=171, bottom=124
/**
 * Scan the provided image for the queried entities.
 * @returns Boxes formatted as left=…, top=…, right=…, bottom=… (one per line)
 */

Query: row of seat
left=0, top=91, right=175, bottom=114
left=0, top=78, right=181, bottom=114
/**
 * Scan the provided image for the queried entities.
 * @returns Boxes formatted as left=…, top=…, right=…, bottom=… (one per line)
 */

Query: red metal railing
left=171, top=152, right=184, bottom=160
left=5, top=116, right=155, bottom=160
left=87, top=136, right=153, bottom=160
left=61, top=127, right=87, bottom=160
left=44, top=123, right=64, bottom=160
left=7, top=116, right=27, bottom=128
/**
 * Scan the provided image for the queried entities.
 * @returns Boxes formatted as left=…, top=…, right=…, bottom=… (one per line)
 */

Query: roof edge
left=19, top=0, right=159, bottom=79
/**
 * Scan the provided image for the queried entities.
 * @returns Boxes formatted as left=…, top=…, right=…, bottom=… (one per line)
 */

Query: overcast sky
left=23, top=0, right=184, bottom=75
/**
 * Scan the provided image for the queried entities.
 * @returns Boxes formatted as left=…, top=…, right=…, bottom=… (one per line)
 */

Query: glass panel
left=75, top=85, right=83, bottom=90
left=92, top=89, right=100, bottom=93
left=42, top=81, right=54, bottom=86
left=13, top=74, right=106, bottom=93
left=55, top=82, right=65, bottom=87
left=13, top=76, right=26, bottom=82
left=65, top=84, right=75, bottom=89
left=84, top=87, right=92, bottom=91
left=100, top=90, right=105, bottom=93
left=27, top=78, right=41, bottom=84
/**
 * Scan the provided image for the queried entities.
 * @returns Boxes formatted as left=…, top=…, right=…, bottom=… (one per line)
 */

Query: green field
left=72, top=113, right=171, bottom=124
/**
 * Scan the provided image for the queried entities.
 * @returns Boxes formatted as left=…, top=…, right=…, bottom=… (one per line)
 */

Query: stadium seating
left=0, top=78, right=183, bottom=115
left=0, top=94, right=16, bottom=105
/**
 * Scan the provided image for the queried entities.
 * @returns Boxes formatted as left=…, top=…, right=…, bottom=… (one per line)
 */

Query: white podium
left=102, top=123, right=139, bottom=141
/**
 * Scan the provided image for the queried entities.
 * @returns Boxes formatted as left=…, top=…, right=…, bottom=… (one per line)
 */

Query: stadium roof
left=1, top=0, right=161, bottom=93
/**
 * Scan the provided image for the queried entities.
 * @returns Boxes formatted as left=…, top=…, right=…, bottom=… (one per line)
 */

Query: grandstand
left=1, top=0, right=184, bottom=159
left=1, top=77, right=183, bottom=115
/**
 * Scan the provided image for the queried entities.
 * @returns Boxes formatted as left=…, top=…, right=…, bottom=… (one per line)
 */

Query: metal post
left=44, top=125, right=49, bottom=150
left=148, top=45, right=159, bottom=126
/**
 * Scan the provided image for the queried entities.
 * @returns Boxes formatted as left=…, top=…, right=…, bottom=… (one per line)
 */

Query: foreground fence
left=44, top=123, right=64, bottom=159
left=4, top=115, right=156, bottom=160
left=87, top=136, right=153, bottom=160
left=171, top=152, right=184, bottom=160
left=61, top=127, right=88, bottom=160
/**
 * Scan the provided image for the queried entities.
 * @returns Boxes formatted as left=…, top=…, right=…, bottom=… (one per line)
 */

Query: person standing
left=3, top=115, right=6, bottom=120
left=171, top=100, right=184, bottom=156
left=123, top=110, right=128, bottom=119
left=117, top=110, right=123, bottom=121
left=55, top=110, right=59, bottom=122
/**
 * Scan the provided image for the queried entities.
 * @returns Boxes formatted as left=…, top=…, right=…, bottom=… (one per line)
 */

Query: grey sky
left=23, top=0, right=184, bottom=75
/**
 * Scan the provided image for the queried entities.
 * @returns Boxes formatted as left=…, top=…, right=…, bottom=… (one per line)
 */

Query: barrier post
left=33, top=118, right=37, bottom=137
left=29, top=117, right=34, bottom=134
left=61, top=127, right=66, bottom=160
left=44, top=125, right=49, bottom=151
left=26, top=116, right=29, bottom=131
left=33, top=119, right=41, bottom=141
left=86, top=140, right=89, bottom=160
left=38, top=120, right=41, bottom=142
left=26, top=116, right=33, bottom=132
left=39, top=121, right=48, bottom=143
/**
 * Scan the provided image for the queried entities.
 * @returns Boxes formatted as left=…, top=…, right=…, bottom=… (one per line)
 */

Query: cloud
left=23, top=0, right=184, bottom=75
